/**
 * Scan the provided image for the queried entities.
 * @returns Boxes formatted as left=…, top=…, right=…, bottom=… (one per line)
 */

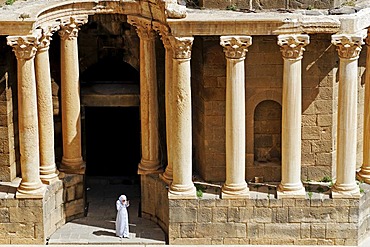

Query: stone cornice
left=7, top=36, right=38, bottom=60
left=278, top=34, right=309, bottom=60
left=220, top=36, right=252, bottom=59
left=169, top=36, right=193, bottom=59
left=58, top=16, right=88, bottom=40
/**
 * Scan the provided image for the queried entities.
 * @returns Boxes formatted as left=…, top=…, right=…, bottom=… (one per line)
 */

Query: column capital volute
left=169, top=36, right=193, bottom=59
left=7, top=35, right=38, bottom=60
left=220, top=36, right=252, bottom=59
left=59, top=16, right=88, bottom=41
left=153, top=22, right=172, bottom=50
left=278, top=34, right=309, bottom=60
left=332, top=33, right=365, bottom=60
left=128, top=16, right=156, bottom=41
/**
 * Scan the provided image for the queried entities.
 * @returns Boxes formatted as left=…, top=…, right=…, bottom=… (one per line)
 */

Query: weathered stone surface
left=196, top=223, right=246, bottom=238
left=170, top=207, right=197, bottom=223
left=264, top=223, right=301, bottom=239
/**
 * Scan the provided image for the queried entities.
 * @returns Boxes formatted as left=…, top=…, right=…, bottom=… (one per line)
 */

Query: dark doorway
left=85, top=107, right=140, bottom=177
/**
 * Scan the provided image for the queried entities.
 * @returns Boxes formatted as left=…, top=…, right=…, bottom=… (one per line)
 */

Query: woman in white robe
left=116, top=194, right=130, bottom=238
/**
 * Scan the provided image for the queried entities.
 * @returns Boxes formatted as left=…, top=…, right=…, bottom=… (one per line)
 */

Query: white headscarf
left=119, top=195, right=127, bottom=204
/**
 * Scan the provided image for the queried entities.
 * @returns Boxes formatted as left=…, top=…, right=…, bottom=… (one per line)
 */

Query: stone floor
left=48, top=176, right=166, bottom=245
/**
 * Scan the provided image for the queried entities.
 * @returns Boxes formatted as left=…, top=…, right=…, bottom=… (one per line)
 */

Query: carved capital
left=128, top=17, right=155, bottom=41
left=59, top=16, right=88, bottom=40
left=7, top=36, right=38, bottom=60
left=220, top=36, right=252, bottom=59
left=153, top=22, right=172, bottom=50
left=278, top=34, right=309, bottom=59
left=37, top=25, right=58, bottom=51
left=332, top=34, right=364, bottom=60
left=170, top=37, right=193, bottom=59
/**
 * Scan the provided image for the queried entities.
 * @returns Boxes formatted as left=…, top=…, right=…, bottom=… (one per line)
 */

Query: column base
left=331, top=184, right=361, bottom=199
left=357, top=167, right=370, bottom=184
left=159, top=173, right=172, bottom=185
left=16, top=183, right=46, bottom=199
left=60, top=157, right=85, bottom=174
left=168, top=183, right=197, bottom=199
left=40, top=164, right=59, bottom=184
left=221, top=183, right=250, bottom=199
left=138, top=159, right=163, bottom=175
left=277, top=183, right=306, bottom=199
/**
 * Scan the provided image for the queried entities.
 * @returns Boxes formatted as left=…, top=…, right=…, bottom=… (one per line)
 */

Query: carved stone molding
left=59, top=16, right=88, bottom=41
left=332, top=34, right=364, bottom=60
left=169, top=37, right=193, bottom=59
left=278, top=34, right=310, bottom=60
left=220, top=36, right=252, bottom=59
left=128, top=16, right=155, bottom=41
left=7, top=36, right=38, bottom=60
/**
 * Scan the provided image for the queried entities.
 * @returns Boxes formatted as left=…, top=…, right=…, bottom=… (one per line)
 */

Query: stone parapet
left=167, top=185, right=370, bottom=245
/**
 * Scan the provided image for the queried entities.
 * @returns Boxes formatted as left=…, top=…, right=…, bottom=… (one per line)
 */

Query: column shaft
left=59, top=17, right=86, bottom=174
left=220, top=36, right=251, bottom=198
left=35, top=30, right=59, bottom=183
left=277, top=35, right=309, bottom=198
left=358, top=31, right=370, bottom=183
left=332, top=34, right=363, bottom=198
left=7, top=36, right=45, bottom=198
left=139, top=33, right=161, bottom=174
left=129, top=17, right=162, bottom=174
left=161, top=35, right=174, bottom=183
left=168, top=37, right=196, bottom=198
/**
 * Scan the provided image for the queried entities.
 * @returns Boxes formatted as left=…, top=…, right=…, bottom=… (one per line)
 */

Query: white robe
left=116, top=199, right=129, bottom=238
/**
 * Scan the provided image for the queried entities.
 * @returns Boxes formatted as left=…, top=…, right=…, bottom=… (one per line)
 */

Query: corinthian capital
left=37, top=25, right=58, bottom=51
left=153, top=22, right=172, bottom=50
left=128, top=16, right=155, bottom=41
left=332, top=34, right=364, bottom=60
left=59, top=16, right=88, bottom=40
left=278, top=34, right=310, bottom=59
left=169, top=37, right=193, bottom=59
left=220, top=36, right=252, bottom=59
left=7, top=36, right=38, bottom=60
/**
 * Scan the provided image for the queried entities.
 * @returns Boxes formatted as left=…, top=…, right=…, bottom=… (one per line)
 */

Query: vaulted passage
left=85, top=106, right=141, bottom=177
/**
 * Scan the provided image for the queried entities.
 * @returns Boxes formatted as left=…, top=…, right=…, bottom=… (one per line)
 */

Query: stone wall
left=62, top=174, right=85, bottom=221
left=168, top=188, right=370, bottom=245
left=140, top=174, right=169, bottom=235
left=192, top=34, right=365, bottom=183
left=0, top=36, right=19, bottom=182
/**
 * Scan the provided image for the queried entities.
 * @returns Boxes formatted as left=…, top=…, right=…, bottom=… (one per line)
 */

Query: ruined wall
left=198, top=0, right=347, bottom=11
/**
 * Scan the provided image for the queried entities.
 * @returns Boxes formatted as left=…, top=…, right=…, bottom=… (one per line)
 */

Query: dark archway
left=85, top=106, right=140, bottom=177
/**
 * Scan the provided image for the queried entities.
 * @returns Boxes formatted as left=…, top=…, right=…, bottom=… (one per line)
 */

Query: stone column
left=331, top=34, right=363, bottom=198
left=277, top=34, right=309, bottom=198
left=168, top=37, right=196, bottom=198
left=59, top=16, right=87, bottom=174
left=35, top=28, right=59, bottom=184
left=128, top=17, right=162, bottom=174
left=7, top=36, right=45, bottom=198
left=220, top=36, right=251, bottom=198
left=358, top=30, right=370, bottom=184
left=154, top=23, right=173, bottom=184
